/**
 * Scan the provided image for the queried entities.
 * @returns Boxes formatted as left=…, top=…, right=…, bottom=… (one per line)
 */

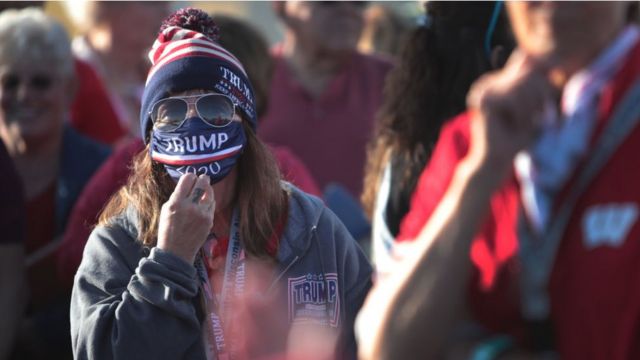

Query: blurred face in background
left=506, top=1, right=628, bottom=72
left=96, top=2, right=170, bottom=65
left=283, top=1, right=367, bottom=53
left=0, top=57, right=74, bottom=144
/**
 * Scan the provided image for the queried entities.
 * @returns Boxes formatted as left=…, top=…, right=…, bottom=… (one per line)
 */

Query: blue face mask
left=150, top=117, right=246, bottom=183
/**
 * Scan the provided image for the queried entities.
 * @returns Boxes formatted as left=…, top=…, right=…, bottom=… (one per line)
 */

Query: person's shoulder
left=285, top=183, right=353, bottom=241
left=78, top=217, right=146, bottom=286
left=61, top=125, right=112, bottom=186
left=95, top=206, right=139, bottom=239
left=64, top=125, right=111, bottom=160
left=396, top=111, right=472, bottom=242
left=284, top=182, right=325, bottom=219
left=86, top=209, right=144, bottom=262
left=419, top=111, right=474, bottom=183
left=283, top=183, right=366, bottom=270
left=283, top=182, right=344, bottom=240
left=438, top=111, right=473, bottom=155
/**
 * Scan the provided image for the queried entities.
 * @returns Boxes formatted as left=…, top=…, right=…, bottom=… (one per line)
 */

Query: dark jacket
left=70, top=183, right=372, bottom=359
left=56, top=125, right=110, bottom=236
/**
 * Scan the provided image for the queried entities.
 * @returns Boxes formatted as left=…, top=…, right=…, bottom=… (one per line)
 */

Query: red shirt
left=270, top=145, right=321, bottom=198
left=258, top=50, right=393, bottom=197
left=398, top=41, right=640, bottom=359
left=70, top=58, right=128, bottom=145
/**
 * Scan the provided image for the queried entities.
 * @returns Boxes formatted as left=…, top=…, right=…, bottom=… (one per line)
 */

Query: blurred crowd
left=0, top=1, right=640, bottom=360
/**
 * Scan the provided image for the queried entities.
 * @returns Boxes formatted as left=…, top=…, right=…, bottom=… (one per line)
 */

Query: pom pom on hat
left=140, top=8, right=257, bottom=142
left=160, top=7, right=220, bottom=41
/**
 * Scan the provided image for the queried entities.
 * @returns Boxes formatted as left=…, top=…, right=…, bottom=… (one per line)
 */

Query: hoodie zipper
left=266, top=225, right=317, bottom=294
left=266, top=255, right=299, bottom=294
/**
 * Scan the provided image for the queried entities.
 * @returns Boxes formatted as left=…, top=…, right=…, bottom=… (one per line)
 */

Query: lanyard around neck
left=197, top=208, right=245, bottom=360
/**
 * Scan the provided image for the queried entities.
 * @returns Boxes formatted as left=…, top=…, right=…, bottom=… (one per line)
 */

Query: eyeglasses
left=1, top=74, right=54, bottom=92
left=149, top=93, right=240, bottom=132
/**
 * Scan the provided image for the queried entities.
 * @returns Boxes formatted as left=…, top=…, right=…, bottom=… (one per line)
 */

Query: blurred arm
left=358, top=51, right=551, bottom=359
left=357, top=154, right=504, bottom=360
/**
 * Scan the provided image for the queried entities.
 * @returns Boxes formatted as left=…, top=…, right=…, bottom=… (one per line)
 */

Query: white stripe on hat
left=146, top=26, right=247, bottom=85
left=150, top=27, right=231, bottom=61
left=154, top=38, right=242, bottom=71
left=171, top=28, right=200, bottom=41
left=146, top=45, right=247, bottom=85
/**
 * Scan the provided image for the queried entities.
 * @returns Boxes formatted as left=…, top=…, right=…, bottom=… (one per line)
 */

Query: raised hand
left=157, top=173, right=215, bottom=263
left=465, top=50, right=559, bottom=180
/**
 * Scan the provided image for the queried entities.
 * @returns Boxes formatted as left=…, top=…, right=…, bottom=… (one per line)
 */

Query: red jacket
left=398, top=41, right=640, bottom=359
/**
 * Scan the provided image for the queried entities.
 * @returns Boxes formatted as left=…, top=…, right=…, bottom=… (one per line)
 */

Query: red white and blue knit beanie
left=140, top=8, right=257, bottom=143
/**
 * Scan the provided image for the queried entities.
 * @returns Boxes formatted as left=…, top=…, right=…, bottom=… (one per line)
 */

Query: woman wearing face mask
left=70, top=8, right=371, bottom=360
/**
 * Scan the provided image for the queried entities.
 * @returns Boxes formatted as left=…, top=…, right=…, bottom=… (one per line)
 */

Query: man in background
left=260, top=1, right=393, bottom=199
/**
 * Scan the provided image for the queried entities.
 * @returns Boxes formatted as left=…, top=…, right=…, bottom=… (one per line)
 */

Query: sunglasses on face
left=1, top=74, right=54, bottom=92
left=150, top=93, right=240, bottom=132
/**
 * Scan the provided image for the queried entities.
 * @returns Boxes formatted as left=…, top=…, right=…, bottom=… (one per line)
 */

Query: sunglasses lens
left=197, top=95, right=235, bottom=127
left=152, top=98, right=188, bottom=131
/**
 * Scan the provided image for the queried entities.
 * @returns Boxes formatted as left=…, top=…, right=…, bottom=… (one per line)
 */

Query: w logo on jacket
left=582, top=203, right=639, bottom=249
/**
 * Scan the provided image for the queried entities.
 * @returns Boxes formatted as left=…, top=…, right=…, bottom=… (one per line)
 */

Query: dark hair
left=627, top=1, right=640, bottom=24
left=362, top=2, right=513, bottom=235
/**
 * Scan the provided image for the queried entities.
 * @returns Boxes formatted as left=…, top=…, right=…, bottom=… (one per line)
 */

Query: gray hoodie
left=70, top=184, right=372, bottom=360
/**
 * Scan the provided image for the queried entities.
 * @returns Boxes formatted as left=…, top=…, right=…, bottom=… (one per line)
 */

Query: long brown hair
left=99, top=121, right=287, bottom=258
